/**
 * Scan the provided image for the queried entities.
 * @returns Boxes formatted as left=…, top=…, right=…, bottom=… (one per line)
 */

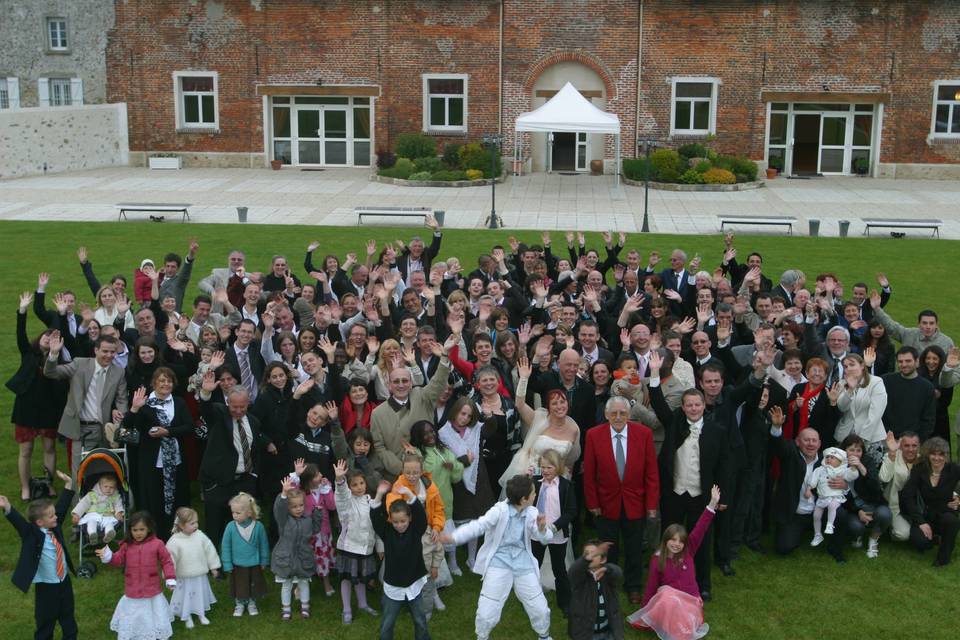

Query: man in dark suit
left=199, top=373, right=273, bottom=547
left=33, top=273, right=81, bottom=343
left=685, top=331, right=722, bottom=381
left=648, top=350, right=729, bottom=601
left=577, top=320, right=613, bottom=366
left=414, top=326, right=441, bottom=384
left=395, top=215, right=442, bottom=284
left=653, top=248, right=690, bottom=294
left=332, top=254, right=369, bottom=300
left=224, top=319, right=265, bottom=403
left=529, top=346, right=597, bottom=436
left=1, top=470, right=77, bottom=640
left=767, top=407, right=848, bottom=562
left=771, top=270, right=802, bottom=308
left=583, top=396, right=659, bottom=603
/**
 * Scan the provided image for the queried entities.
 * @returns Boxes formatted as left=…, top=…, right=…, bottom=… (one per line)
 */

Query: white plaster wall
left=530, top=61, right=606, bottom=172
left=0, top=103, right=128, bottom=179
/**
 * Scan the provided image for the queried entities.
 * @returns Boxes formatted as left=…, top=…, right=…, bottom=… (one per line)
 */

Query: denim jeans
left=843, top=504, right=892, bottom=538
left=380, top=593, right=430, bottom=640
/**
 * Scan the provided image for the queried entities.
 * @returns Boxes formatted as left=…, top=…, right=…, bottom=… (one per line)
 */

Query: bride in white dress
left=499, top=356, right=581, bottom=487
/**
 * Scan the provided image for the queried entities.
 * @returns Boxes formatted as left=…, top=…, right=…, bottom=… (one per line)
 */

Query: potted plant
left=148, top=153, right=181, bottom=170
left=766, top=156, right=783, bottom=179
left=853, top=157, right=869, bottom=176
left=270, top=159, right=283, bottom=170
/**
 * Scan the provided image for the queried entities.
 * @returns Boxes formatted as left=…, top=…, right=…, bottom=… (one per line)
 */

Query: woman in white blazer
left=833, top=353, right=887, bottom=469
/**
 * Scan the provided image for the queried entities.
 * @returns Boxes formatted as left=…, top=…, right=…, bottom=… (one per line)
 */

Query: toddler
left=292, top=458, right=337, bottom=596
left=96, top=511, right=176, bottom=640
left=72, top=473, right=124, bottom=544
left=272, top=477, right=324, bottom=620
left=568, top=540, right=623, bottom=640
left=166, top=507, right=220, bottom=629
left=806, top=447, right=860, bottom=546
left=610, top=355, right=645, bottom=404
left=221, top=492, right=270, bottom=617
left=333, top=459, right=380, bottom=624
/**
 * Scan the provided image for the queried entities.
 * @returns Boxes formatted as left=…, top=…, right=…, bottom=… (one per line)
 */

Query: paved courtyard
left=1, top=166, right=959, bottom=238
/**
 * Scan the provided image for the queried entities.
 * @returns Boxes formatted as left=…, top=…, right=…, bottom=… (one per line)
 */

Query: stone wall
left=0, top=103, right=129, bottom=179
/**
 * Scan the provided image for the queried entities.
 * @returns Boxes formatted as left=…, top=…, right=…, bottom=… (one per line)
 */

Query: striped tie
left=238, top=349, right=255, bottom=397
left=48, top=531, right=65, bottom=580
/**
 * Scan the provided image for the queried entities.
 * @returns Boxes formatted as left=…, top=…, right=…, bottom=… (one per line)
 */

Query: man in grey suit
left=44, top=333, right=128, bottom=478
left=198, top=250, right=258, bottom=313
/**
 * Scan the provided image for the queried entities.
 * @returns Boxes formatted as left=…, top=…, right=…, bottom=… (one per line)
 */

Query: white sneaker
left=450, top=565, right=462, bottom=577
left=184, top=616, right=194, bottom=629
left=810, top=533, right=825, bottom=547
left=103, top=528, right=116, bottom=543
left=233, top=603, right=244, bottom=617
left=198, top=615, right=210, bottom=625
left=824, top=523, right=834, bottom=535
left=866, top=539, right=879, bottom=559
left=851, top=536, right=863, bottom=549
left=433, top=593, right=446, bottom=611
left=247, top=602, right=259, bottom=616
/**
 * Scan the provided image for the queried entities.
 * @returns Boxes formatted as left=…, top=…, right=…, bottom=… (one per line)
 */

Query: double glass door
left=767, top=103, right=875, bottom=176
left=296, top=107, right=348, bottom=165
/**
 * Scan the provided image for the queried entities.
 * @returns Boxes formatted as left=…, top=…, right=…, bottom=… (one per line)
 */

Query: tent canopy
left=514, top=82, right=620, bottom=134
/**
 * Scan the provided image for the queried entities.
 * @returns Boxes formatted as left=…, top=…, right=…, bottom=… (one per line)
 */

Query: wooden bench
left=356, top=206, right=432, bottom=225
left=116, top=203, right=191, bottom=222
left=718, top=215, right=797, bottom=234
left=862, top=217, right=942, bottom=238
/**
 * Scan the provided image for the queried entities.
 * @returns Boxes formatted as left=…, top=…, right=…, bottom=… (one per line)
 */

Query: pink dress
left=305, top=485, right=336, bottom=577
left=627, top=508, right=715, bottom=640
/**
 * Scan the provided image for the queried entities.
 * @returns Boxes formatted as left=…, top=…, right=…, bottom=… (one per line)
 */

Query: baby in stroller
left=72, top=472, right=124, bottom=544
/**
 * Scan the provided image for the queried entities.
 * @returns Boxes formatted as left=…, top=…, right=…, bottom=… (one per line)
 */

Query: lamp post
left=482, top=133, right=503, bottom=229
left=639, top=138, right=657, bottom=233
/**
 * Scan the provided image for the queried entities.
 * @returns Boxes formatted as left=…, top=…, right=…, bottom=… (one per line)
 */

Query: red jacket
left=109, top=535, right=176, bottom=599
left=338, top=398, right=379, bottom=434
left=583, top=421, right=660, bottom=520
left=133, top=269, right=153, bottom=305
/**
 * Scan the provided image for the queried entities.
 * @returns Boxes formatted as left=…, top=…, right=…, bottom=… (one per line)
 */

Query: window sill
left=423, top=129, right=467, bottom=137
left=927, top=135, right=960, bottom=145
left=45, top=49, right=72, bottom=56
left=668, top=131, right=714, bottom=140
left=176, top=127, right=221, bottom=135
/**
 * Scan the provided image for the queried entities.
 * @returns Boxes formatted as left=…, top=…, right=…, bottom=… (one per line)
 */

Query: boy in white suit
left=442, top=474, right=554, bottom=640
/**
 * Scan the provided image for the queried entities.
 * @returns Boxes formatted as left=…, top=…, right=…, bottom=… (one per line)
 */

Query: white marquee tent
left=513, top=81, right=621, bottom=183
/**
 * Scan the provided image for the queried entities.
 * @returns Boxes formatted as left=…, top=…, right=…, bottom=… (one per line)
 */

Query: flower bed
left=375, top=133, right=503, bottom=186
left=622, top=143, right=762, bottom=190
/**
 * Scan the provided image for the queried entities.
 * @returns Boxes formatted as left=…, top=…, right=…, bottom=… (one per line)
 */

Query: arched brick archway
left=522, top=50, right=617, bottom=101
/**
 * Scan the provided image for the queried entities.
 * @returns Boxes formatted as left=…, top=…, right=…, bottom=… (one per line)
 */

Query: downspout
left=498, top=0, right=504, bottom=136
left=635, top=0, right=643, bottom=156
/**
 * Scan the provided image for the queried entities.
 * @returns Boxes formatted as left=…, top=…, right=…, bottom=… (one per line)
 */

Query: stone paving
left=1, top=166, right=959, bottom=238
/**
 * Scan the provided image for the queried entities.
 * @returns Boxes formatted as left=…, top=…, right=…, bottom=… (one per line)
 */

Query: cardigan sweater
left=371, top=499, right=428, bottom=589
left=421, top=447, right=465, bottom=521
left=166, top=530, right=221, bottom=578
left=334, top=481, right=379, bottom=555
left=220, top=519, right=270, bottom=571
left=641, top=507, right=715, bottom=606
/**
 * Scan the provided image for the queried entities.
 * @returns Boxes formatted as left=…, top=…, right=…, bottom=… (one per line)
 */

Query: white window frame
left=49, top=78, right=72, bottom=106
left=930, top=79, right=960, bottom=139
left=173, top=71, right=219, bottom=131
left=46, top=17, right=68, bottom=51
left=0, top=78, right=13, bottom=110
left=669, top=77, right=719, bottom=136
left=422, top=73, right=468, bottom=133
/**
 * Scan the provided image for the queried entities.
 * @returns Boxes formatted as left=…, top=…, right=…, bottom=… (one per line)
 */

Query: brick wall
left=107, top=0, right=960, bottom=166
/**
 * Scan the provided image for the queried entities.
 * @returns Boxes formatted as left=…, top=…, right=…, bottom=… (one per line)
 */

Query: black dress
left=8, top=311, right=68, bottom=432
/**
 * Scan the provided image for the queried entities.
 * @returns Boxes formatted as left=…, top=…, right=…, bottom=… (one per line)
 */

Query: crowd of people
left=3, top=220, right=959, bottom=640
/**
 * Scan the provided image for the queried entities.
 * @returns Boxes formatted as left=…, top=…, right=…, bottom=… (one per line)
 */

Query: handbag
left=114, top=424, right=140, bottom=445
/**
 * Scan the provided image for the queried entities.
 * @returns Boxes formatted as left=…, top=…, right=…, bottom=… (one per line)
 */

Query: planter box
left=149, top=157, right=182, bottom=170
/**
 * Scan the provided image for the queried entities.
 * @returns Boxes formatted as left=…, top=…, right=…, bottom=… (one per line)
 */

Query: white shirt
left=610, top=424, right=628, bottom=457
left=383, top=575, right=428, bottom=602
left=582, top=346, right=600, bottom=365
left=798, top=458, right=817, bottom=515
left=673, top=418, right=702, bottom=497
left=232, top=416, right=254, bottom=475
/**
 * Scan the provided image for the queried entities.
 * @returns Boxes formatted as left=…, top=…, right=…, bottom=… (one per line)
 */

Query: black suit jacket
left=769, top=428, right=825, bottom=524
left=199, top=401, right=267, bottom=489
left=534, top=475, right=578, bottom=537
left=397, top=233, right=442, bottom=281
left=32, top=291, right=81, bottom=335
left=224, top=342, right=266, bottom=390
left=6, top=489, right=76, bottom=593
left=528, top=369, right=598, bottom=436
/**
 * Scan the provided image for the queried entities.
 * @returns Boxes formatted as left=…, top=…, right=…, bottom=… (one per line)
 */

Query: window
left=174, top=72, right=219, bottom=129
left=0, top=79, right=11, bottom=109
left=931, top=81, right=960, bottom=138
left=49, top=79, right=71, bottom=106
left=670, top=77, right=719, bottom=136
left=47, top=18, right=67, bottom=51
left=422, top=74, right=467, bottom=132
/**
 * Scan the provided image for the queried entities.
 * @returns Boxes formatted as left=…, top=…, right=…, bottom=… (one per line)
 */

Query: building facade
left=104, top=0, right=960, bottom=177
left=0, top=0, right=114, bottom=109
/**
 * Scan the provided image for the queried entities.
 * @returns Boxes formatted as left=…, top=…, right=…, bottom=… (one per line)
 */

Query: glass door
left=296, top=108, right=321, bottom=165
left=575, top=132, right=589, bottom=171
left=322, top=108, right=348, bottom=165
left=818, top=114, right=849, bottom=175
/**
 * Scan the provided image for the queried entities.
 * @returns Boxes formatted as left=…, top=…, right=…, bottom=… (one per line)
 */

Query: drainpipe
left=635, top=0, right=644, bottom=156
left=498, top=0, right=504, bottom=137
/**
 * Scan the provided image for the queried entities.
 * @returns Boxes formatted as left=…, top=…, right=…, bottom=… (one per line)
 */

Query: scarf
left=796, top=383, right=824, bottom=436
left=438, top=420, right=482, bottom=494
left=147, top=393, right=179, bottom=516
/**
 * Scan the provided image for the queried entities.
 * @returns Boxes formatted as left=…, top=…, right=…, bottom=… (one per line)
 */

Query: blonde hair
left=171, top=507, right=199, bottom=535
left=377, top=338, right=402, bottom=372
left=228, top=492, right=260, bottom=520
left=286, top=488, right=305, bottom=504
left=539, top=449, right=566, bottom=477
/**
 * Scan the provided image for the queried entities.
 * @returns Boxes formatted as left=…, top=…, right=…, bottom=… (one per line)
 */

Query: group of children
left=5, top=445, right=725, bottom=640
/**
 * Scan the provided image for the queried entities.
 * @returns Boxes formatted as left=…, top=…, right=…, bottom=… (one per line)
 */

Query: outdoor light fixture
left=638, top=138, right=658, bottom=233
left=482, top=133, right=503, bottom=229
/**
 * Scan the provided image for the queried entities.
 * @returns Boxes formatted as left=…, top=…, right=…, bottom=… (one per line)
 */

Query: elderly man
left=768, top=408, right=848, bottom=563
left=583, top=396, right=659, bottom=603
left=870, top=293, right=955, bottom=351
left=805, top=325, right=852, bottom=387
left=772, top=270, right=802, bottom=307
left=332, top=253, right=369, bottom=300
left=199, top=250, right=252, bottom=313
left=370, top=335, right=452, bottom=482
left=879, top=430, right=921, bottom=541
left=395, top=215, right=442, bottom=285
left=199, top=373, right=272, bottom=546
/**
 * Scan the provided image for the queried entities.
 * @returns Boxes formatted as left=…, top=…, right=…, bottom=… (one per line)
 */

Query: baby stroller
left=75, top=447, right=131, bottom=577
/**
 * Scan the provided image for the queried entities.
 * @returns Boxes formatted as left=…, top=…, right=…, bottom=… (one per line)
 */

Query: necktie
left=238, top=350, right=255, bottom=396
left=830, top=357, right=841, bottom=386
left=86, top=368, right=106, bottom=423
left=48, top=531, right=65, bottom=580
left=614, top=433, right=626, bottom=480
left=236, top=419, right=252, bottom=472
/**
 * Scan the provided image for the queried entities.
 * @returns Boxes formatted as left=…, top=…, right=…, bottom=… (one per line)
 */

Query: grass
left=1, top=220, right=960, bottom=639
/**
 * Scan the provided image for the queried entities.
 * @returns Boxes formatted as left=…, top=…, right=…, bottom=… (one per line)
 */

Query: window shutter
left=70, top=77, right=83, bottom=105
left=7, top=77, right=19, bottom=109
left=38, top=78, right=50, bottom=107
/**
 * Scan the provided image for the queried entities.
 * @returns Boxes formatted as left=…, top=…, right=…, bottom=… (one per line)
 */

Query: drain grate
left=558, top=172, right=579, bottom=176
left=300, top=168, right=326, bottom=172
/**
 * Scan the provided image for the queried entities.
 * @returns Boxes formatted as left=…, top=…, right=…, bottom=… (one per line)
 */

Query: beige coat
left=44, top=357, right=128, bottom=440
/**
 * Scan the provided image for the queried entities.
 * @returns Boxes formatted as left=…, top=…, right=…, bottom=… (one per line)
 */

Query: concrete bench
left=718, top=215, right=797, bottom=235
left=356, top=206, right=432, bottom=225
left=116, top=203, right=191, bottom=222
left=862, top=217, right=942, bottom=238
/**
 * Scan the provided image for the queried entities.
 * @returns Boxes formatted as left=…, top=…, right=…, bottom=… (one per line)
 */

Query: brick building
left=106, top=0, right=960, bottom=178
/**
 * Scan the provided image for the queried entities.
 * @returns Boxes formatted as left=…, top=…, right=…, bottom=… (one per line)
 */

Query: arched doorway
left=529, top=61, right=607, bottom=172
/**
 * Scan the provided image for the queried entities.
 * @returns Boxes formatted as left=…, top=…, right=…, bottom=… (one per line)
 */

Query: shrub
left=408, top=171, right=432, bottom=181
left=650, top=149, right=682, bottom=181
left=458, top=143, right=503, bottom=178
left=379, top=157, right=415, bottom=179
left=442, top=143, right=463, bottom=168
left=702, top=168, right=736, bottom=184
left=657, top=167, right=680, bottom=183
left=622, top=157, right=652, bottom=181
left=394, top=133, right=437, bottom=160
left=465, top=169, right=484, bottom=180
left=679, top=169, right=705, bottom=184
left=431, top=169, right=468, bottom=181
left=678, top=143, right=708, bottom=160
left=728, top=156, right=758, bottom=182
left=376, top=148, right=396, bottom=169
left=414, top=156, right=443, bottom=173
left=694, top=160, right=712, bottom=173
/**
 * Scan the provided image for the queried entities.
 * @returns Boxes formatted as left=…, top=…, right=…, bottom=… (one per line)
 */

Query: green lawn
left=1, top=220, right=959, bottom=639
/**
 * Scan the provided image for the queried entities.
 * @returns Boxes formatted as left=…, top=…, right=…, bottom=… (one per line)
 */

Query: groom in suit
left=43, top=334, right=128, bottom=478
left=583, top=396, right=660, bottom=603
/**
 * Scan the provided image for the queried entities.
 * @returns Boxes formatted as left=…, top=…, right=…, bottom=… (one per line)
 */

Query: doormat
left=300, top=168, right=325, bottom=172
left=558, top=172, right=579, bottom=176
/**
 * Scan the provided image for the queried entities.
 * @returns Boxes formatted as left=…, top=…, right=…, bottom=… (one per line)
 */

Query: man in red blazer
left=583, top=395, right=660, bottom=603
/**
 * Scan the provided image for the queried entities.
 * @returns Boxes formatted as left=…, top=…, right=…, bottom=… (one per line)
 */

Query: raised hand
left=38, top=272, right=50, bottom=289
left=307, top=240, right=320, bottom=253
left=946, top=348, right=960, bottom=369
left=663, top=289, right=682, bottom=302
left=442, top=333, right=458, bottom=355
left=318, top=336, right=337, bottom=360
left=376, top=480, right=392, bottom=497
left=517, top=355, right=532, bottom=379
left=55, top=469, right=73, bottom=491
left=77, top=247, right=88, bottom=263
left=507, top=236, right=520, bottom=253
left=648, top=251, right=660, bottom=268
left=648, top=349, right=663, bottom=373
left=716, top=317, right=731, bottom=342
left=401, top=345, right=416, bottom=365
left=826, top=381, right=842, bottom=404
left=868, top=290, right=881, bottom=309
left=131, top=386, right=148, bottom=412
left=294, top=457, right=307, bottom=475
left=18, top=291, right=33, bottom=312
left=536, top=513, right=547, bottom=532
left=768, top=405, right=785, bottom=426
left=601, top=230, right=612, bottom=245
left=565, top=231, right=575, bottom=245
left=116, top=294, right=131, bottom=315
left=333, top=459, right=348, bottom=480
left=293, top=378, right=315, bottom=399
left=143, top=264, right=159, bottom=281
left=675, top=317, right=696, bottom=334
left=885, top=431, right=899, bottom=455
left=48, top=330, right=63, bottom=354
left=541, top=230, right=551, bottom=246
left=709, top=485, right=721, bottom=510
left=280, top=476, right=294, bottom=496
left=366, top=335, right=380, bottom=355
left=863, top=346, right=876, bottom=368
left=876, top=272, right=889, bottom=288
left=261, top=310, right=275, bottom=330
left=201, top=370, right=219, bottom=394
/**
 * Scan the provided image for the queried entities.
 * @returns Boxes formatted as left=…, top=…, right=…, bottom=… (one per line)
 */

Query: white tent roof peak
left=514, top=82, right=621, bottom=134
